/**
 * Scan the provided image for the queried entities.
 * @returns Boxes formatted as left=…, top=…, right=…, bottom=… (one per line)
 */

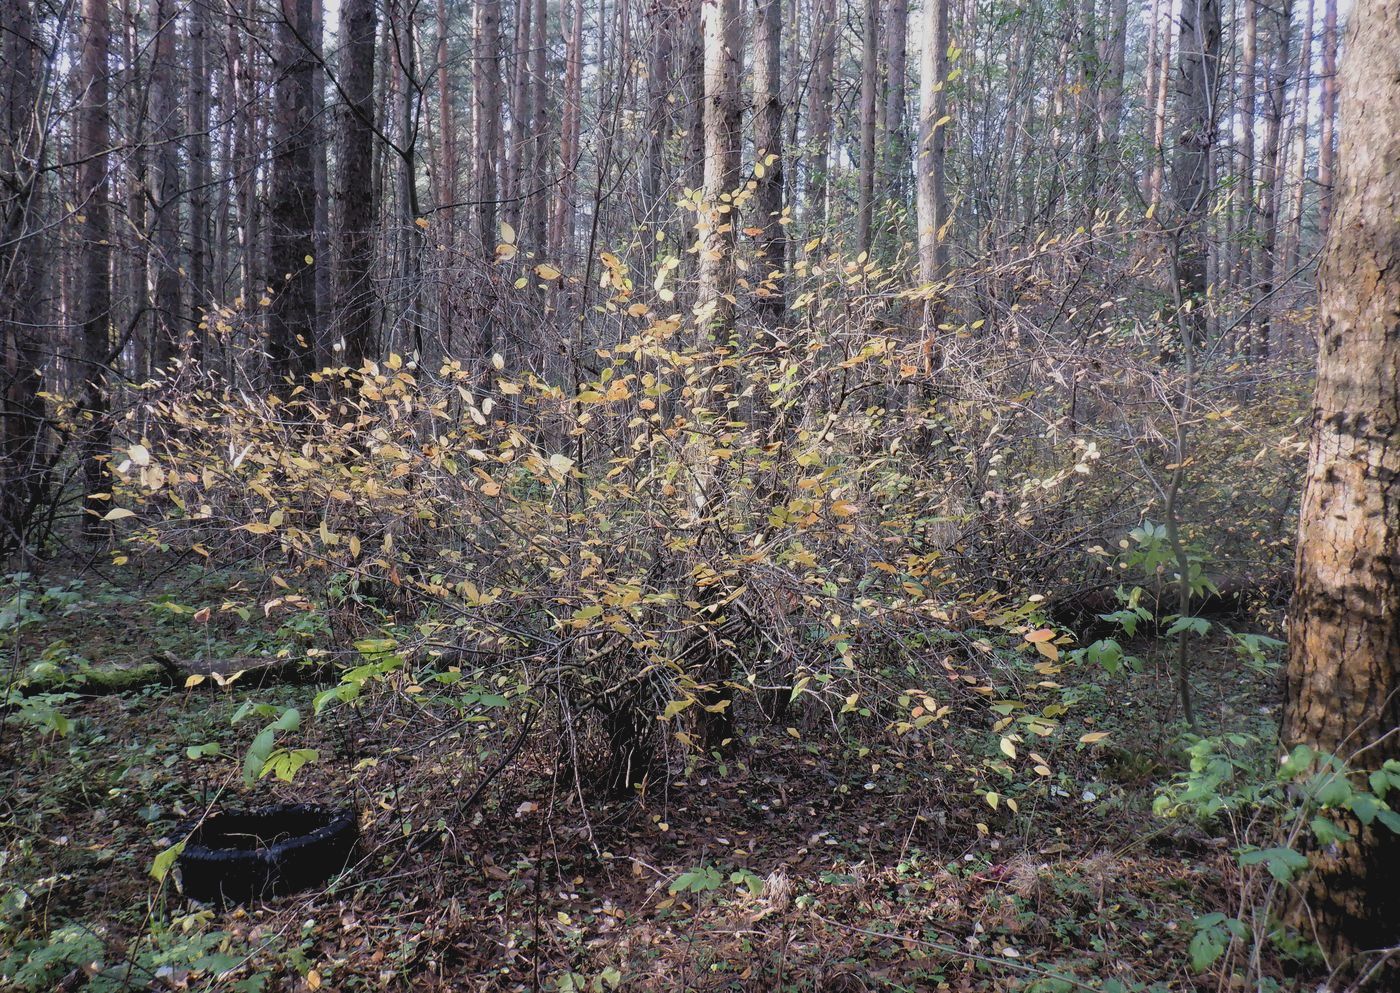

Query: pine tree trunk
left=268, top=0, right=319, bottom=380
left=78, top=0, right=113, bottom=538
left=856, top=0, right=880, bottom=255
left=1169, top=0, right=1222, bottom=351
left=149, top=0, right=184, bottom=368
left=1284, top=0, right=1400, bottom=963
left=915, top=0, right=949, bottom=338
left=188, top=0, right=212, bottom=359
left=806, top=0, right=836, bottom=231
left=1254, top=0, right=1292, bottom=359
left=336, top=0, right=379, bottom=368
left=1, top=0, right=49, bottom=553
left=881, top=0, right=908, bottom=246
left=474, top=0, right=502, bottom=254
left=752, top=0, right=786, bottom=319
left=1316, top=0, right=1337, bottom=236
left=1285, top=0, right=1314, bottom=274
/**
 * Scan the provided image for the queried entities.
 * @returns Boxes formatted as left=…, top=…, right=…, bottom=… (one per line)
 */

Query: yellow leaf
left=308, top=969, right=322, bottom=991
left=830, top=499, right=858, bottom=518
left=1025, top=628, right=1056, bottom=643
left=499, top=221, right=517, bottom=244
left=1079, top=732, right=1109, bottom=745
left=1000, top=737, right=1017, bottom=759
left=184, top=674, right=206, bottom=688
left=535, top=263, right=562, bottom=280
left=102, top=508, right=136, bottom=521
left=986, top=791, right=1000, bottom=810
left=128, top=443, right=151, bottom=467
left=415, top=216, right=430, bottom=229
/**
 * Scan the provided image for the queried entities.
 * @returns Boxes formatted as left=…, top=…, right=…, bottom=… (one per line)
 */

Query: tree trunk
left=505, top=0, right=533, bottom=237
left=268, top=0, right=319, bottom=381
left=1253, top=0, right=1292, bottom=359
left=856, top=0, right=880, bottom=255
left=336, top=0, right=379, bottom=368
left=1236, top=0, right=1257, bottom=316
left=698, top=0, right=743, bottom=339
left=1315, top=0, right=1337, bottom=236
left=752, top=0, right=786, bottom=319
left=1284, top=0, right=1400, bottom=963
left=188, top=0, right=212, bottom=359
left=1285, top=0, right=1314, bottom=273
left=881, top=0, right=909, bottom=247
left=1169, top=0, right=1222, bottom=351
left=1148, top=0, right=1175, bottom=210
left=149, top=0, right=184, bottom=368
left=915, top=0, right=949, bottom=338
left=521, top=0, right=547, bottom=256
left=1, top=0, right=49, bottom=554
left=552, top=0, right=584, bottom=262
left=474, top=0, right=502, bottom=254
left=78, top=0, right=114, bottom=539
left=806, top=0, right=836, bottom=231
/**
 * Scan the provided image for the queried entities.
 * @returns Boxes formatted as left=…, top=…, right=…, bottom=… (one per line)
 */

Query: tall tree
left=915, top=0, right=950, bottom=337
left=1315, top=0, right=1337, bottom=236
left=77, top=0, right=114, bottom=537
left=188, top=0, right=213, bottom=357
left=335, top=0, right=379, bottom=368
left=1235, top=0, right=1257, bottom=311
left=1, top=0, right=49, bottom=552
left=1253, top=0, right=1292, bottom=357
left=856, top=0, right=880, bottom=254
left=805, top=0, right=837, bottom=230
left=1285, top=0, right=1314, bottom=272
left=149, top=0, right=184, bottom=367
left=752, top=0, right=786, bottom=318
left=698, top=0, right=743, bottom=338
left=1169, top=0, right=1222, bottom=349
left=268, top=0, right=319, bottom=380
left=881, top=0, right=909, bottom=241
left=473, top=0, right=502, bottom=253
left=1284, top=0, right=1400, bottom=960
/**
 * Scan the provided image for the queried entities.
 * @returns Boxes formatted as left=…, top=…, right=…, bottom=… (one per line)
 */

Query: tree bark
left=752, top=0, right=786, bottom=319
left=881, top=0, right=909, bottom=246
left=78, top=0, right=114, bottom=539
left=856, top=0, right=880, bottom=255
left=336, top=0, right=379, bottom=368
left=268, top=0, right=319, bottom=381
left=806, top=0, right=836, bottom=231
left=1284, top=0, right=1400, bottom=963
left=1169, top=0, right=1222, bottom=351
left=149, top=0, right=184, bottom=368
left=1, top=0, right=49, bottom=554
left=1253, top=0, right=1292, bottom=359
left=1316, top=0, right=1337, bottom=236
left=1285, top=0, right=1314, bottom=273
left=915, top=0, right=949, bottom=338
left=188, top=0, right=212, bottom=359
left=474, top=0, right=502, bottom=254
left=698, top=0, right=744, bottom=339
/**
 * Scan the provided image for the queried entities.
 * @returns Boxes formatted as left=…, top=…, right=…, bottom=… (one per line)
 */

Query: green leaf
left=669, top=864, right=724, bottom=894
left=151, top=840, right=186, bottom=882
left=1238, top=846, right=1309, bottom=883
left=1165, top=615, right=1210, bottom=637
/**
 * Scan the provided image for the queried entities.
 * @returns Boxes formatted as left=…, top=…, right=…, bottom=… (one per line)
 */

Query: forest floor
left=1, top=567, right=1308, bottom=992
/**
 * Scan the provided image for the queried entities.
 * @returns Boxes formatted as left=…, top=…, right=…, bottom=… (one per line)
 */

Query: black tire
left=175, top=803, right=358, bottom=905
